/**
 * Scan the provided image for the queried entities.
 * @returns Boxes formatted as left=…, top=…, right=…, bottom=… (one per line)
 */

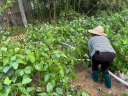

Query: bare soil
left=69, top=63, right=128, bottom=96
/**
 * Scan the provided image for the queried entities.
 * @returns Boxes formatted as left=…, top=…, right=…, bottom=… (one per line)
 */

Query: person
left=87, top=26, right=116, bottom=88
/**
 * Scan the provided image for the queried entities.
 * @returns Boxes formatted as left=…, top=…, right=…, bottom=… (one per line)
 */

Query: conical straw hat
left=88, top=26, right=108, bottom=36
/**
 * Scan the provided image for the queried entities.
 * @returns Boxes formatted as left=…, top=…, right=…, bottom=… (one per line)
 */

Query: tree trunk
left=54, top=0, right=56, bottom=21
left=7, top=8, right=17, bottom=27
left=18, top=0, right=28, bottom=28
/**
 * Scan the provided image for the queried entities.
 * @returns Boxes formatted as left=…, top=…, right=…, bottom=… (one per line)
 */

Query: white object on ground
left=109, top=71, right=128, bottom=86
left=61, top=42, right=76, bottom=50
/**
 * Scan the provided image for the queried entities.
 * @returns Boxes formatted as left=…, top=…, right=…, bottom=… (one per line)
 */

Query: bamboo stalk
left=65, top=0, right=68, bottom=19
left=67, top=0, right=69, bottom=11
left=50, top=8, right=52, bottom=21
left=54, top=0, right=56, bottom=21
left=74, top=0, right=75, bottom=11
left=78, top=0, right=81, bottom=13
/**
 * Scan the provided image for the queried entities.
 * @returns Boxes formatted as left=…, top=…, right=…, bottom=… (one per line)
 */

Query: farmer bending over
left=87, top=26, right=116, bottom=88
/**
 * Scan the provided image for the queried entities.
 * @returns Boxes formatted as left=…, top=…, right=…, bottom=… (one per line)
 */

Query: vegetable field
left=0, top=10, right=128, bottom=95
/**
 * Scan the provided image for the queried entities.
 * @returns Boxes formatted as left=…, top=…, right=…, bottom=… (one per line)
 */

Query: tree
left=0, top=0, right=15, bottom=13
left=0, top=0, right=16, bottom=30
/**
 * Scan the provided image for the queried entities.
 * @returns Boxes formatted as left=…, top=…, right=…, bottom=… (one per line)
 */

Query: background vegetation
left=0, top=0, right=128, bottom=95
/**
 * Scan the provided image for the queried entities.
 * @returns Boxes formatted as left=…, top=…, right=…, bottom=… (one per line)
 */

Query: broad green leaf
left=3, top=66, right=10, bottom=73
left=26, top=55, right=30, bottom=61
left=39, top=93, right=47, bottom=96
left=122, top=40, right=127, bottom=45
left=25, top=49, right=31, bottom=54
left=5, top=87, right=11, bottom=96
left=22, top=75, right=32, bottom=84
left=61, top=53, right=67, bottom=58
left=27, top=87, right=35, bottom=92
left=7, top=69, right=14, bottom=76
left=36, top=51, right=40, bottom=59
left=17, top=54, right=25, bottom=59
left=44, top=48, right=49, bottom=51
left=56, top=88, right=63, bottom=94
left=0, top=93, right=3, bottom=96
left=1, top=47, right=7, bottom=52
left=51, top=80, right=55, bottom=87
left=60, top=70, right=64, bottom=77
left=11, top=75, right=17, bottom=83
left=62, top=77, right=68, bottom=83
left=0, top=83, right=3, bottom=91
left=15, top=47, right=20, bottom=53
left=15, top=69, right=24, bottom=76
left=43, top=66, right=48, bottom=71
left=12, top=62, right=19, bottom=69
left=36, top=87, right=45, bottom=92
left=4, top=77, right=11, bottom=85
left=17, top=59, right=25, bottom=64
left=0, top=54, right=2, bottom=57
left=50, top=92, right=59, bottom=96
left=11, top=91, right=18, bottom=96
left=65, top=69, right=69, bottom=73
left=3, top=58, right=9, bottom=66
left=55, top=53, right=61, bottom=58
left=123, top=68, right=128, bottom=75
left=30, top=56, right=35, bottom=63
left=44, top=74, right=50, bottom=82
left=35, top=63, right=43, bottom=71
left=53, top=59, right=57, bottom=64
left=77, top=90, right=82, bottom=96
left=0, top=67, right=2, bottom=72
left=19, top=70, right=24, bottom=76
left=41, top=52, right=49, bottom=58
left=24, top=66, right=31, bottom=74
left=11, top=55, right=16, bottom=62
left=82, top=92, right=90, bottom=96
left=18, top=85, right=29, bottom=95
left=46, top=82, right=53, bottom=93
left=126, top=51, right=128, bottom=56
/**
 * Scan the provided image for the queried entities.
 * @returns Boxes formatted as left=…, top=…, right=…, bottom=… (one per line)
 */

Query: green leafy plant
left=1, top=9, right=128, bottom=95
left=0, top=24, right=90, bottom=95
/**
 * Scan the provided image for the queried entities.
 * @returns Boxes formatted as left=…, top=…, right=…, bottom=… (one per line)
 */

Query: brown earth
left=69, top=63, right=128, bottom=96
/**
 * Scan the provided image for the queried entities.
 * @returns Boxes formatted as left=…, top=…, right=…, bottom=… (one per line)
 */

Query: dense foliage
left=30, top=0, right=128, bottom=20
left=0, top=10, right=128, bottom=95
left=0, top=25, right=89, bottom=95
left=56, top=10, right=128, bottom=73
left=0, top=0, right=15, bottom=12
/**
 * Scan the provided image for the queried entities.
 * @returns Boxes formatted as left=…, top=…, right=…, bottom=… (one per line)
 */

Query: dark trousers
left=92, top=51, right=115, bottom=74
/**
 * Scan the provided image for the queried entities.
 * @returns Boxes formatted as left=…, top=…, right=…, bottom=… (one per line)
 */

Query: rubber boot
left=103, top=73, right=111, bottom=88
left=92, top=71, right=99, bottom=82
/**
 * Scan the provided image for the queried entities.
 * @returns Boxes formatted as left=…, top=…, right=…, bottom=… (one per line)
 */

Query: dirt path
left=69, top=63, right=128, bottom=96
